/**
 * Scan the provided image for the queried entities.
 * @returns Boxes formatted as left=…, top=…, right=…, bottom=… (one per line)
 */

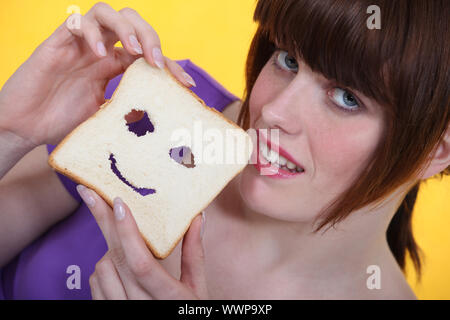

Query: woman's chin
left=237, top=165, right=314, bottom=223
left=237, top=165, right=305, bottom=222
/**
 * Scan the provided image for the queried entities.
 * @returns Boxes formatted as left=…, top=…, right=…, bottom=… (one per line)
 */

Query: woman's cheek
left=249, top=85, right=266, bottom=126
left=313, top=119, right=382, bottom=190
left=248, top=66, right=280, bottom=126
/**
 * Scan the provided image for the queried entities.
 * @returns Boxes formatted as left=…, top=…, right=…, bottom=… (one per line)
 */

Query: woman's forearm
left=0, top=121, right=35, bottom=181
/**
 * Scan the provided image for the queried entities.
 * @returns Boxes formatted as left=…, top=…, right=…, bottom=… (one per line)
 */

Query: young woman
left=0, top=0, right=448, bottom=299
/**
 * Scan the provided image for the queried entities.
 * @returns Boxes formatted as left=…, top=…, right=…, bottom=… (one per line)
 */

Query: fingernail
left=182, top=72, right=196, bottom=87
left=200, top=211, right=206, bottom=239
left=96, top=41, right=107, bottom=57
left=76, top=185, right=96, bottom=208
left=113, top=197, right=126, bottom=221
left=152, top=47, right=165, bottom=69
left=129, top=35, right=143, bottom=55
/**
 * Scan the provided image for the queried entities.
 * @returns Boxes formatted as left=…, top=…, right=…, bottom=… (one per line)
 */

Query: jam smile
left=109, top=153, right=156, bottom=196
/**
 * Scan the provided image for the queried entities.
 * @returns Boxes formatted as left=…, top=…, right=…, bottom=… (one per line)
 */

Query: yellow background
left=0, top=0, right=449, bottom=299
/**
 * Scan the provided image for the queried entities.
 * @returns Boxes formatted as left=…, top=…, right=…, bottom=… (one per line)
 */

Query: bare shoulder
left=221, top=100, right=242, bottom=124
left=358, top=262, right=418, bottom=300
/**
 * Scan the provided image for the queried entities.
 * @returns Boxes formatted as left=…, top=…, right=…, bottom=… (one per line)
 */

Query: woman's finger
left=76, top=185, right=153, bottom=299
left=164, top=57, right=197, bottom=88
left=89, top=273, right=106, bottom=300
left=94, top=256, right=128, bottom=300
left=107, top=46, right=142, bottom=77
left=76, top=185, right=122, bottom=252
left=64, top=13, right=108, bottom=58
left=85, top=2, right=142, bottom=56
left=119, top=7, right=165, bottom=70
left=112, top=197, right=188, bottom=299
left=180, top=214, right=208, bottom=299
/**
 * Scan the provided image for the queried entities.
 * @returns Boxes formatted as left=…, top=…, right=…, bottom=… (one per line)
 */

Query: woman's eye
left=274, top=50, right=299, bottom=73
left=329, top=88, right=360, bottom=113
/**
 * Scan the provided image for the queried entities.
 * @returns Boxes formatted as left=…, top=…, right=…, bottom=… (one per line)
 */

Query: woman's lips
left=256, top=128, right=305, bottom=171
left=252, top=130, right=305, bottom=179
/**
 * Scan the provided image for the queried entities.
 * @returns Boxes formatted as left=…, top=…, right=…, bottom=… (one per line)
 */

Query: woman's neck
left=213, top=174, right=416, bottom=298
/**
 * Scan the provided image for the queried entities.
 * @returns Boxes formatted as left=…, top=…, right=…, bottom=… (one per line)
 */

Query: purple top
left=0, top=59, right=239, bottom=300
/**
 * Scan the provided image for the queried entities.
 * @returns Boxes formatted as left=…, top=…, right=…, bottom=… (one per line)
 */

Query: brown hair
left=237, top=0, right=450, bottom=278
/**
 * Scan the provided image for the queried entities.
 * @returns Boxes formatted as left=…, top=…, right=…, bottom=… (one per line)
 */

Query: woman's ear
left=420, top=124, right=450, bottom=180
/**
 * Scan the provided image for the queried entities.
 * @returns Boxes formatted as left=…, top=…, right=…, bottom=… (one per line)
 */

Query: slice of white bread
left=48, top=57, right=253, bottom=259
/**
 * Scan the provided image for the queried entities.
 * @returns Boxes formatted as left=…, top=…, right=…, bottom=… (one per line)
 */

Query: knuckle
left=119, top=7, right=137, bottom=16
left=149, top=32, right=161, bottom=45
left=109, top=248, right=127, bottom=268
left=145, top=25, right=160, bottom=40
left=86, top=2, right=109, bottom=19
left=95, top=258, right=111, bottom=276
left=93, top=1, right=109, bottom=11
left=131, top=259, right=153, bottom=278
left=89, top=273, right=97, bottom=286
left=115, top=19, right=135, bottom=36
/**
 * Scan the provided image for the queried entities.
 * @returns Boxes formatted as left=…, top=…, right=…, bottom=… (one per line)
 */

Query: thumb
left=180, top=212, right=208, bottom=298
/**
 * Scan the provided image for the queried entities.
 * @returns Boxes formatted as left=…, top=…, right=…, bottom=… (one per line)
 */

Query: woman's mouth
left=252, top=130, right=305, bottom=179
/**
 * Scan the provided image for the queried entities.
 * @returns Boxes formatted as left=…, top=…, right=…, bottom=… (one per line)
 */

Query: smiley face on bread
left=48, top=58, right=253, bottom=258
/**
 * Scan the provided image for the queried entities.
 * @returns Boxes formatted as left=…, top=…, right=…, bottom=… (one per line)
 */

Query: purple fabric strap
left=0, top=59, right=239, bottom=300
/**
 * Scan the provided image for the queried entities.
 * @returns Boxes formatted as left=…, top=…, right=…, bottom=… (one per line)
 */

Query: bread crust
left=48, top=58, right=249, bottom=259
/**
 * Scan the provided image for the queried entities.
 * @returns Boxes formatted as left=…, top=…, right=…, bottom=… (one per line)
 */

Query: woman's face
left=238, top=48, right=386, bottom=223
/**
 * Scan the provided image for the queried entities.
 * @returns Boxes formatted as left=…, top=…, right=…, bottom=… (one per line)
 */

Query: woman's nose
left=260, top=86, right=303, bottom=135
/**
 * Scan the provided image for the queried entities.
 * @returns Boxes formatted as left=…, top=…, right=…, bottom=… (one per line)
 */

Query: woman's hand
left=0, top=2, right=196, bottom=149
left=76, top=184, right=208, bottom=300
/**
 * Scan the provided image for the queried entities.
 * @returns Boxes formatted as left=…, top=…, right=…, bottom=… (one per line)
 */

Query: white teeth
left=286, top=160, right=296, bottom=170
left=278, top=155, right=287, bottom=166
left=259, top=140, right=303, bottom=173
left=268, top=150, right=278, bottom=163
left=260, top=141, right=269, bottom=159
